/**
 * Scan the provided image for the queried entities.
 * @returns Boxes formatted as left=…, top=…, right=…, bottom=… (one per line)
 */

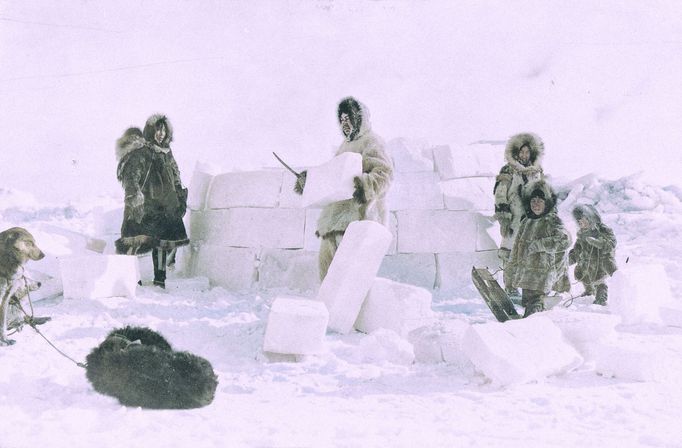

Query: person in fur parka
left=494, top=132, right=545, bottom=295
left=115, top=115, right=189, bottom=287
left=569, top=204, right=617, bottom=305
left=505, top=179, right=571, bottom=317
left=294, top=97, right=394, bottom=280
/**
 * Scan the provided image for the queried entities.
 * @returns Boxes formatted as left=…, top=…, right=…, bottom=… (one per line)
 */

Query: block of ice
left=187, top=161, right=220, bottom=211
left=257, top=249, right=319, bottom=293
left=263, top=297, right=329, bottom=355
left=378, top=253, right=437, bottom=290
left=386, top=172, right=444, bottom=211
left=301, top=152, right=362, bottom=208
left=206, top=170, right=282, bottom=209
left=190, top=244, right=258, bottom=291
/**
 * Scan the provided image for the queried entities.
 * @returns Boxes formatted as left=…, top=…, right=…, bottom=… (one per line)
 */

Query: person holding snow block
left=569, top=204, right=617, bottom=305
left=505, top=180, right=570, bottom=317
left=115, top=115, right=189, bottom=288
left=293, top=97, right=394, bottom=280
left=494, top=132, right=545, bottom=298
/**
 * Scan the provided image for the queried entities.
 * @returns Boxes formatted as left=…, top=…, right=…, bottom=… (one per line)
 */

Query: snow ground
left=1, top=176, right=682, bottom=448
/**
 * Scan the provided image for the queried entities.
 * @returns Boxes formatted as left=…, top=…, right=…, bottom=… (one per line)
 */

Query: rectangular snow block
left=304, top=208, right=323, bottom=252
left=316, top=220, right=393, bottom=334
left=449, top=143, right=505, bottom=178
left=190, top=244, right=258, bottom=291
left=432, top=145, right=456, bottom=180
left=587, top=333, right=682, bottom=383
left=386, top=138, right=434, bottom=173
left=396, top=210, right=478, bottom=253
left=386, top=172, right=444, bottom=211
left=263, top=297, right=329, bottom=355
left=544, top=309, right=620, bottom=349
left=187, top=161, right=220, bottom=211
left=462, top=316, right=583, bottom=386
left=378, top=253, right=437, bottom=289
left=441, top=177, right=495, bottom=211
left=164, top=276, right=210, bottom=292
left=436, top=250, right=500, bottom=292
left=206, top=170, right=282, bottom=209
left=189, top=208, right=305, bottom=249
left=257, top=249, right=319, bottom=293
left=611, top=263, right=673, bottom=324
left=476, top=214, right=502, bottom=251
left=354, top=277, right=436, bottom=337
left=407, top=320, right=476, bottom=375
left=301, top=152, right=362, bottom=208
left=59, top=255, right=139, bottom=299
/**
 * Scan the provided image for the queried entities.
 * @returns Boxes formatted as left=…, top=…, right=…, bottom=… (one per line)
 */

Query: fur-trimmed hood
left=572, top=204, right=604, bottom=227
left=505, top=132, right=544, bottom=173
left=115, top=114, right=174, bottom=162
left=337, top=97, right=371, bottom=142
left=115, top=127, right=147, bottom=162
left=522, top=179, right=557, bottom=218
left=143, top=114, right=174, bottom=148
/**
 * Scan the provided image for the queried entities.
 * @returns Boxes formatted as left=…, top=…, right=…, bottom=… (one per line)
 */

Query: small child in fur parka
left=568, top=204, right=618, bottom=305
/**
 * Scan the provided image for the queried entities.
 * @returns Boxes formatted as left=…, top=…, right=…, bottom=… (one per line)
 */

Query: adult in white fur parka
left=494, top=132, right=545, bottom=294
left=294, top=97, right=394, bottom=280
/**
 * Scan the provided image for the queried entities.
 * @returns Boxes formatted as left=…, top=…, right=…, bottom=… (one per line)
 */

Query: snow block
left=385, top=138, right=433, bottom=173
left=386, top=172, right=444, bottom=211
left=462, top=316, right=583, bottom=386
left=263, top=297, right=329, bottom=355
left=191, top=244, right=258, bottom=291
left=396, top=210, right=478, bottom=253
left=316, top=220, right=393, bottom=334
left=189, top=208, right=305, bottom=249
left=301, top=152, right=362, bottom=208
left=378, top=253, right=437, bottom=290
left=588, top=333, right=682, bottom=384
left=59, top=255, right=139, bottom=299
left=279, top=169, right=306, bottom=209
left=437, top=251, right=500, bottom=292
left=476, top=214, right=501, bottom=251
left=304, top=208, right=322, bottom=252
left=354, top=278, right=435, bottom=337
left=206, top=170, right=282, bottom=209
left=544, top=308, right=620, bottom=349
left=164, top=276, right=210, bottom=292
left=449, top=143, right=505, bottom=178
left=356, top=329, right=415, bottom=366
left=610, top=263, right=672, bottom=324
left=432, top=145, right=456, bottom=180
left=187, top=161, right=220, bottom=211
left=257, top=249, right=319, bottom=293
left=441, top=177, right=495, bottom=211
left=408, top=319, right=473, bottom=372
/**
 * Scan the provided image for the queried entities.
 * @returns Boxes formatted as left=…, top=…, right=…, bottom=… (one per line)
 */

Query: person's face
left=578, top=217, right=590, bottom=230
left=530, top=197, right=546, bottom=216
left=340, top=113, right=354, bottom=138
left=518, top=146, right=531, bottom=165
left=154, top=124, right=167, bottom=144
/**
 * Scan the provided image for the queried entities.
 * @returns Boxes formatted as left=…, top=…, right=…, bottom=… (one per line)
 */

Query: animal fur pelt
left=85, top=326, right=218, bottom=409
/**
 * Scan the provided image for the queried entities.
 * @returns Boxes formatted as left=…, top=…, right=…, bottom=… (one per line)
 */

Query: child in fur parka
left=505, top=179, right=571, bottom=317
left=569, top=204, right=617, bottom=305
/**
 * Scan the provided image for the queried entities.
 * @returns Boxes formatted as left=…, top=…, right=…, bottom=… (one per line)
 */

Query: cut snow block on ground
left=386, top=172, right=444, bottom=211
left=190, top=244, right=258, bottom=291
left=317, top=220, right=393, bottom=334
left=257, top=249, right=319, bottom=293
left=59, top=254, right=139, bottom=299
left=440, top=177, right=495, bottom=211
left=263, top=297, right=329, bottom=355
left=206, top=170, right=282, bottom=209
left=301, top=152, right=362, bottom=208
left=462, top=316, right=583, bottom=386
left=189, top=208, right=305, bottom=249
left=354, top=277, right=436, bottom=338
left=610, top=263, right=673, bottom=325
left=378, top=253, right=437, bottom=289
left=396, top=210, right=478, bottom=253
left=356, top=329, right=415, bottom=366
left=587, top=333, right=682, bottom=384
left=408, top=319, right=474, bottom=374
left=187, top=161, right=220, bottom=211
left=544, top=308, right=620, bottom=353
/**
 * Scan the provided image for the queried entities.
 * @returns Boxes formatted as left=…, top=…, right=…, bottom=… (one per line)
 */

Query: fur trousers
left=318, top=231, right=344, bottom=281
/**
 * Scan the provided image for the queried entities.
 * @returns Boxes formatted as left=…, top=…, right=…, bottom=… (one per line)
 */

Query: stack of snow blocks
left=316, top=220, right=393, bottom=334
left=263, top=297, right=329, bottom=355
left=187, top=138, right=504, bottom=293
left=59, top=254, right=139, bottom=299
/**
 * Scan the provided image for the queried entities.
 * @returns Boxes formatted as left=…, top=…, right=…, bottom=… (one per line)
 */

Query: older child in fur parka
left=494, top=132, right=545, bottom=295
left=569, top=204, right=617, bottom=305
left=505, top=179, right=571, bottom=317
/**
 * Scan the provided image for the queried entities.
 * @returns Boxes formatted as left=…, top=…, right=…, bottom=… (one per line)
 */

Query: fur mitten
left=352, top=176, right=367, bottom=204
left=293, top=171, right=307, bottom=195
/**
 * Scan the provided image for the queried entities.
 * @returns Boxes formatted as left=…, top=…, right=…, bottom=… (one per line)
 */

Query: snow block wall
left=187, top=139, right=504, bottom=292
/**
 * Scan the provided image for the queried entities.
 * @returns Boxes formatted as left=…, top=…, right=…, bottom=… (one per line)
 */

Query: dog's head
left=0, top=227, right=45, bottom=264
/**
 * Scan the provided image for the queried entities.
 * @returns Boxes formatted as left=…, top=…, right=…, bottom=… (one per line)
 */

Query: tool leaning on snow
left=471, top=267, right=521, bottom=322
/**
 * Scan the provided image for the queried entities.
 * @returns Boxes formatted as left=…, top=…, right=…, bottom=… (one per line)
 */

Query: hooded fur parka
left=115, top=115, right=188, bottom=253
left=505, top=180, right=571, bottom=293
left=569, top=204, right=617, bottom=285
left=316, top=98, right=393, bottom=237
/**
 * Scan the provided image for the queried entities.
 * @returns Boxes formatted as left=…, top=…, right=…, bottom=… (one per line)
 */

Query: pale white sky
left=1, top=0, right=681, bottom=202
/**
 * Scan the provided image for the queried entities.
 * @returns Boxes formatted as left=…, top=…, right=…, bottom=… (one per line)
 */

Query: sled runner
left=471, top=267, right=521, bottom=322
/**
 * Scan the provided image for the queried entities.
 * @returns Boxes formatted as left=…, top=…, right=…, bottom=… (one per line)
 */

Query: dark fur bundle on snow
left=85, top=326, right=218, bottom=409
